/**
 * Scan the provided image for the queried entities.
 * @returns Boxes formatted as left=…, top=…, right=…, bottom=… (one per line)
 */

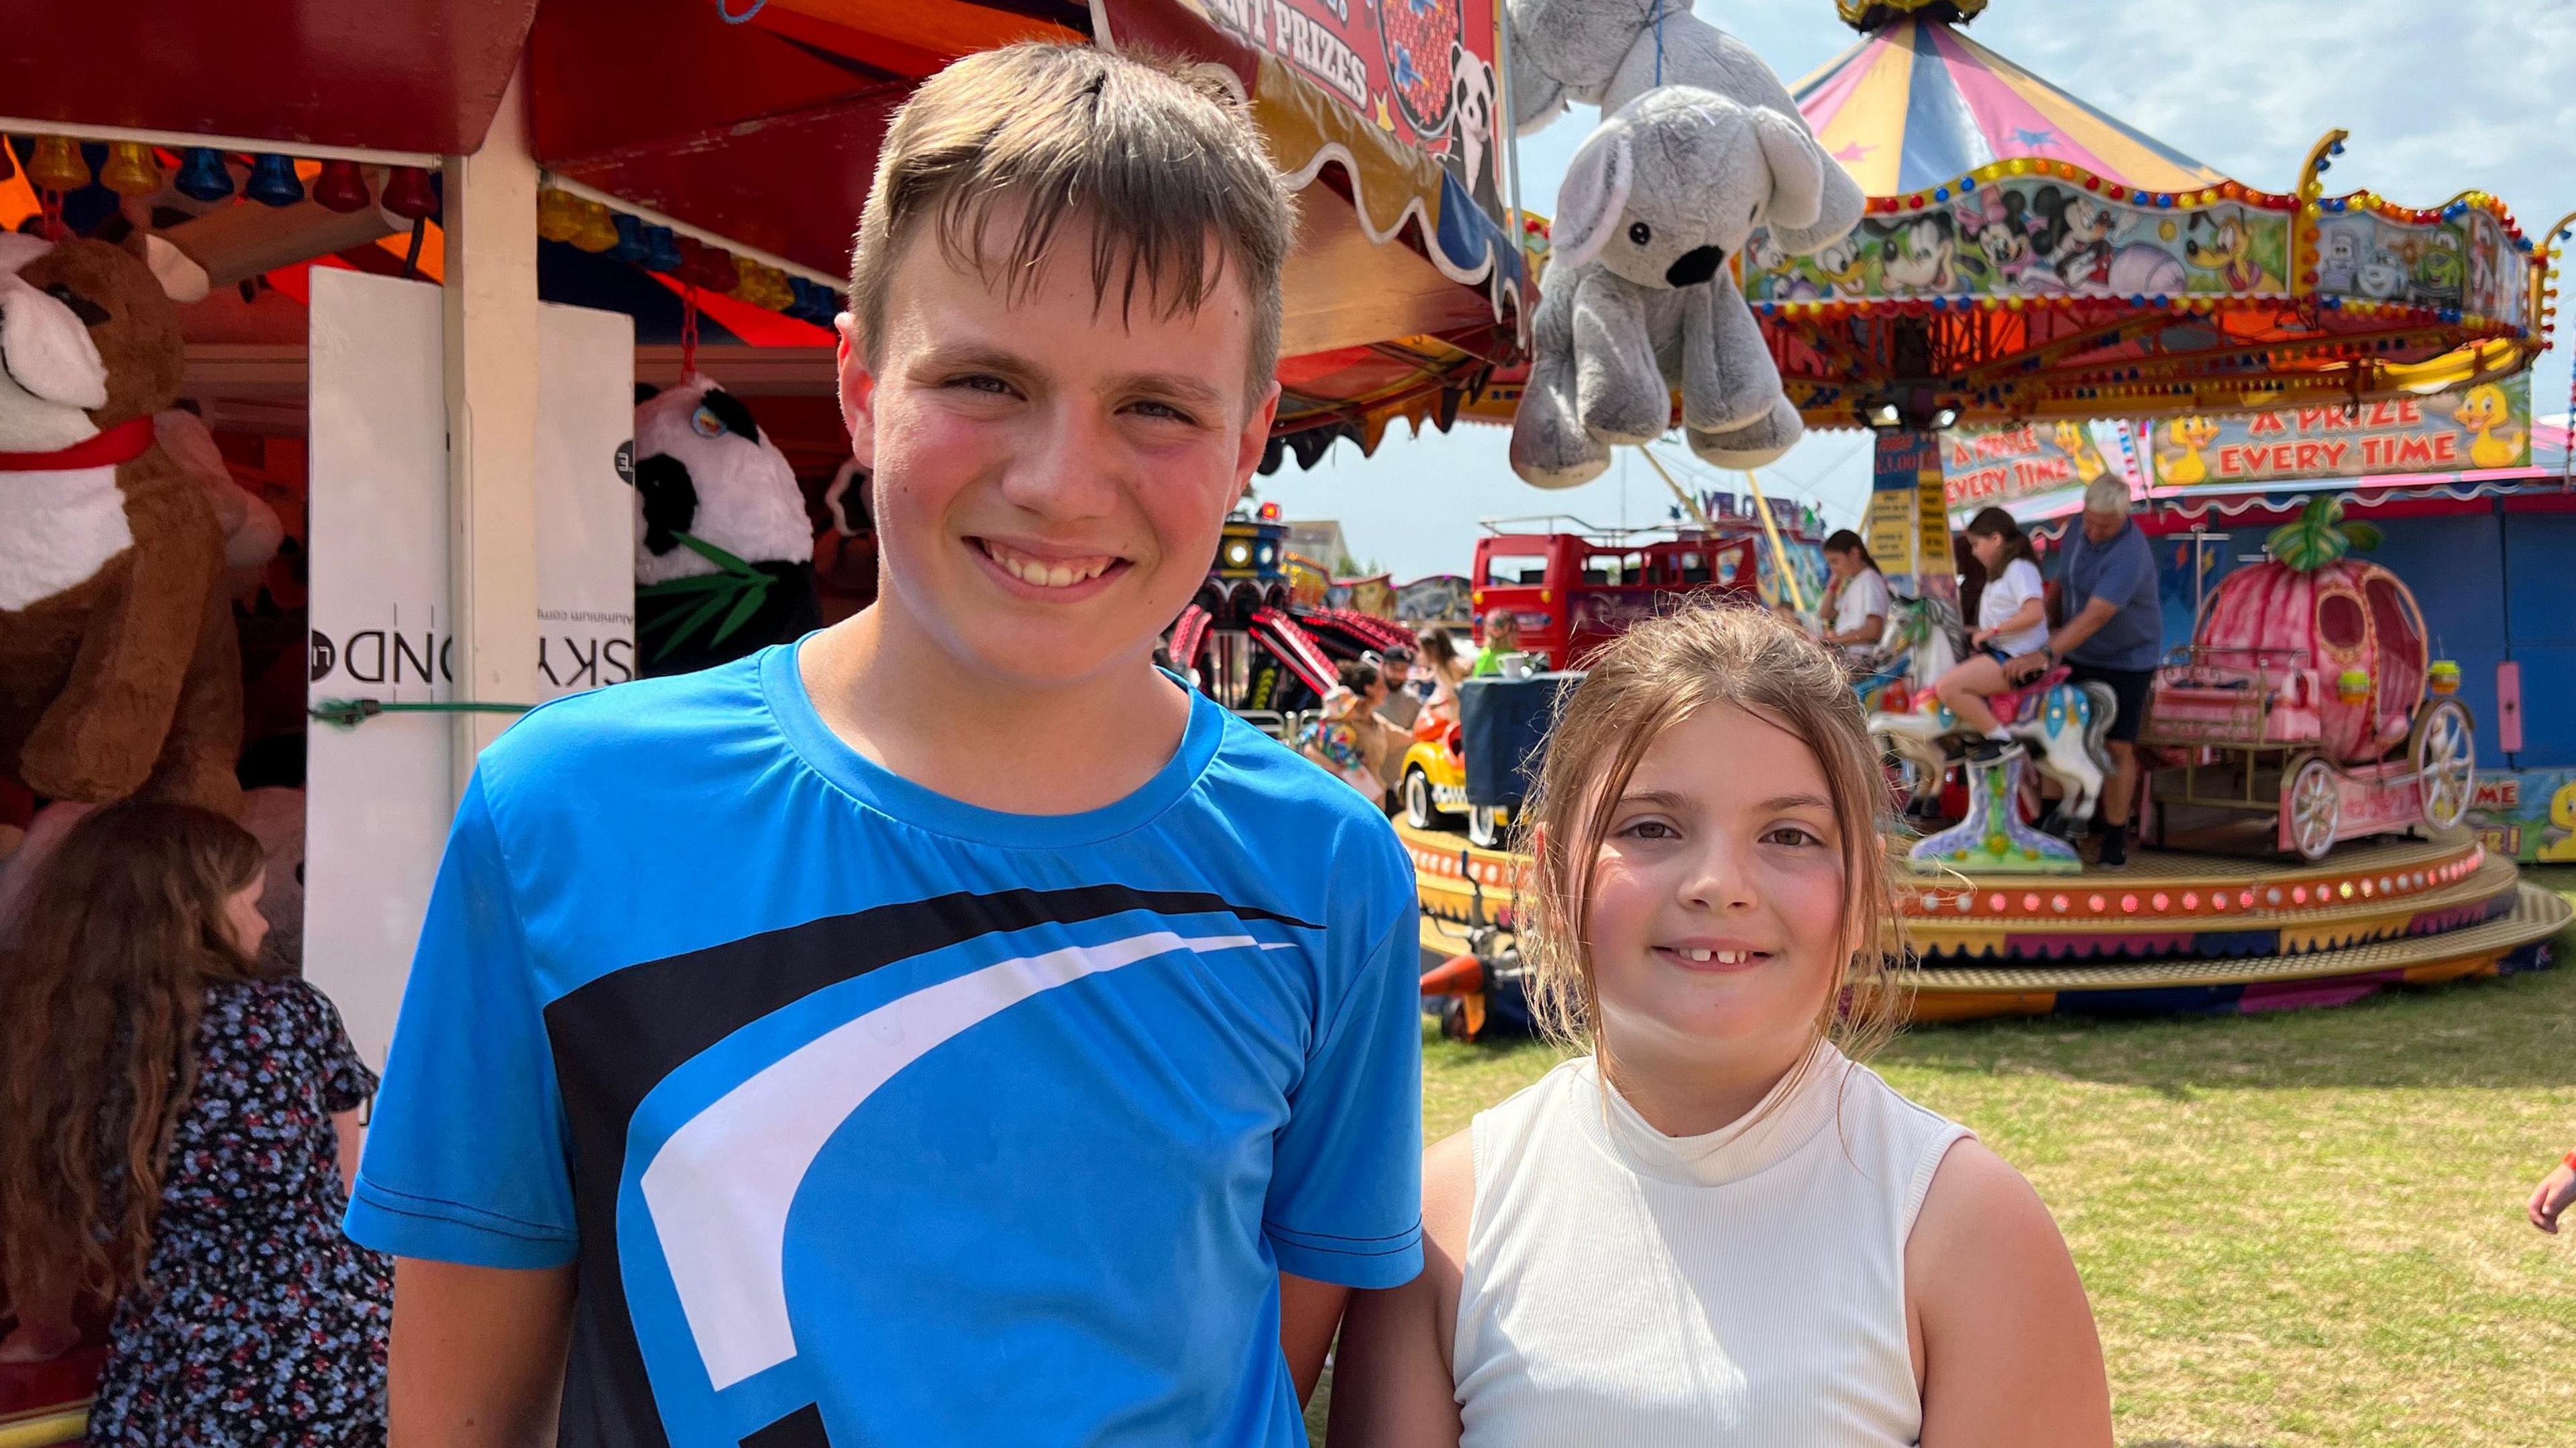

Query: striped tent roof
left=1796, top=16, right=2228, bottom=197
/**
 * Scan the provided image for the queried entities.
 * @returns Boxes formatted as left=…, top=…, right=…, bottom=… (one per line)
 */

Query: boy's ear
left=835, top=310, right=876, bottom=471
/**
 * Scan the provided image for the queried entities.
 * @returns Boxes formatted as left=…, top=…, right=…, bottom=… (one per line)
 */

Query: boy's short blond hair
left=847, top=42, right=1295, bottom=399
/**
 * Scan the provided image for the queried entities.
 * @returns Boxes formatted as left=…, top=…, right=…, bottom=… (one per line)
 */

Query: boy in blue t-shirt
left=346, top=43, right=1424, bottom=1448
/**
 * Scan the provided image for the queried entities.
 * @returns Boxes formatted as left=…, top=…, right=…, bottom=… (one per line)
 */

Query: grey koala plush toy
left=1511, top=86, right=1820, bottom=488
left=1507, top=0, right=1866, bottom=258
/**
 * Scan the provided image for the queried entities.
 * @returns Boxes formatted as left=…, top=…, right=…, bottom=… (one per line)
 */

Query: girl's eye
left=1764, top=825, right=1825, bottom=848
left=1620, top=819, right=1679, bottom=841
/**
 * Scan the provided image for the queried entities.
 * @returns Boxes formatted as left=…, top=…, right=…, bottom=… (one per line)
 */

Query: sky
left=1260, top=0, right=2576, bottom=579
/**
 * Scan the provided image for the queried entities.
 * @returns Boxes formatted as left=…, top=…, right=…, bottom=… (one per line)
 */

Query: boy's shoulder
left=1190, top=708, right=1415, bottom=915
left=478, top=650, right=775, bottom=792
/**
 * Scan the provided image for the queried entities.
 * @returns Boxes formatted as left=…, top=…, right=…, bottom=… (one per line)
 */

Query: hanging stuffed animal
left=0, top=233, right=242, bottom=816
left=1511, top=87, right=1823, bottom=488
left=1505, top=0, right=1864, bottom=258
left=631, top=374, right=821, bottom=677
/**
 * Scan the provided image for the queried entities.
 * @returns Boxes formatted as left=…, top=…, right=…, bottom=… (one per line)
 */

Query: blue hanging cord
left=716, top=0, right=767, bottom=21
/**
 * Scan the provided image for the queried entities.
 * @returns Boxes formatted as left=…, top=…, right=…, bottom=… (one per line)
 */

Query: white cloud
left=1281, top=1, right=2576, bottom=581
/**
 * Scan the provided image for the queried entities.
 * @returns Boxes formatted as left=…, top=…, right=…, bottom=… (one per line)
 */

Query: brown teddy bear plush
left=0, top=233, right=241, bottom=817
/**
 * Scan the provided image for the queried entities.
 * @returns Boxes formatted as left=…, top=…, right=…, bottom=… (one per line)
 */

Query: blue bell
left=642, top=224, right=684, bottom=274
left=609, top=211, right=650, bottom=266
left=174, top=148, right=235, bottom=202
left=245, top=154, right=304, bottom=207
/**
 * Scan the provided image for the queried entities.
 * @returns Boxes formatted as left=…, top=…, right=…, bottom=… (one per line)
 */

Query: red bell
left=379, top=166, right=439, bottom=221
left=311, top=158, right=372, bottom=213
left=676, top=236, right=738, bottom=293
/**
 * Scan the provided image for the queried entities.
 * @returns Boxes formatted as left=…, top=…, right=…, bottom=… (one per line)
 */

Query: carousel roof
left=1795, top=16, right=2225, bottom=199
left=1741, top=7, right=2550, bottom=432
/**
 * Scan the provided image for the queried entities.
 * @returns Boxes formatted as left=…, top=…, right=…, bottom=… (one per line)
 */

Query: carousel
left=1411, top=0, right=2569, bottom=1034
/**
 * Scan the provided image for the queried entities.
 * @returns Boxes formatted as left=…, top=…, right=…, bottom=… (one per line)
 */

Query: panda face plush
left=631, top=373, right=816, bottom=585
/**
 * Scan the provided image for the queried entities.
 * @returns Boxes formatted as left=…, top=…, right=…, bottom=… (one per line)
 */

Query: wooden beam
left=441, top=66, right=544, bottom=798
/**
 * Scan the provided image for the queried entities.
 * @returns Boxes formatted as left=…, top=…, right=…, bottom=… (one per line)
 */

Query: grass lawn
left=1308, top=877, right=2576, bottom=1446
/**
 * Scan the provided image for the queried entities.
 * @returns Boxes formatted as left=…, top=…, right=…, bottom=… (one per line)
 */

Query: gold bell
left=100, top=141, right=164, bottom=198
left=28, top=135, right=91, bottom=192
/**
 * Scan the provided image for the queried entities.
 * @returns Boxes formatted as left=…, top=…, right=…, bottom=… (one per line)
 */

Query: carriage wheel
left=2287, top=756, right=2342, bottom=861
left=2410, top=698, right=2476, bottom=831
left=1403, top=769, right=1436, bottom=831
left=1468, top=806, right=1506, bottom=851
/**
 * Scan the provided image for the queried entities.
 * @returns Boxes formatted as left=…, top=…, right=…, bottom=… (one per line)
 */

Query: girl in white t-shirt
left=1932, top=507, right=2051, bottom=761
left=1817, top=530, right=1890, bottom=667
left=1329, top=604, right=2110, bottom=1448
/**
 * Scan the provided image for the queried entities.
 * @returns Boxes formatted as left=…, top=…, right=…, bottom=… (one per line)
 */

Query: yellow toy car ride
left=1399, top=721, right=1512, bottom=848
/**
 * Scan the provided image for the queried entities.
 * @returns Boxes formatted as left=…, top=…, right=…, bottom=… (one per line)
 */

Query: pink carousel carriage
left=2142, top=545, right=2473, bottom=860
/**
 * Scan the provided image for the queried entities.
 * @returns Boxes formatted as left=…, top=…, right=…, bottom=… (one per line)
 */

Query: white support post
left=439, top=68, right=543, bottom=800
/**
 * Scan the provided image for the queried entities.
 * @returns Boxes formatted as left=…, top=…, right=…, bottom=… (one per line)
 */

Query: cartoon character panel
left=1744, top=180, right=2292, bottom=302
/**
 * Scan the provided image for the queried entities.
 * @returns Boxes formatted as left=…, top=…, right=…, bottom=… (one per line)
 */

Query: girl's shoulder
left=2003, top=557, right=2045, bottom=587
left=203, top=973, right=342, bottom=1046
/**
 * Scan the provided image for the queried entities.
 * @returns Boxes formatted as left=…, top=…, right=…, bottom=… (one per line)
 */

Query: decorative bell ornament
left=173, top=147, right=235, bottom=202
left=311, top=158, right=372, bottom=213
left=245, top=154, right=305, bottom=207
left=100, top=142, right=164, bottom=198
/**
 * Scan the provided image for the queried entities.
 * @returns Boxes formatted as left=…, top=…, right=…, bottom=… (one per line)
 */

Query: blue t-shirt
left=2059, top=520, right=2164, bottom=671
left=345, top=645, right=1424, bottom=1448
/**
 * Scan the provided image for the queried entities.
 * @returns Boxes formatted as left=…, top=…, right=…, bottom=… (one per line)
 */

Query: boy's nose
left=997, top=406, right=1122, bottom=520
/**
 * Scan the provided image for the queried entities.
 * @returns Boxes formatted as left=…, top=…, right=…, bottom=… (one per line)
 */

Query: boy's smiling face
left=839, top=207, right=1279, bottom=693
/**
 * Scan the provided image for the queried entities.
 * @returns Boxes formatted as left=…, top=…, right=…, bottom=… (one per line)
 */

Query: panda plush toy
left=631, top=374, right=822, bottom=677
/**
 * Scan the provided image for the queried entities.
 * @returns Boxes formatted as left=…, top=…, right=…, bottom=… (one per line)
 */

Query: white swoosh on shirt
left=639, top=929, right=1256, bottom=1392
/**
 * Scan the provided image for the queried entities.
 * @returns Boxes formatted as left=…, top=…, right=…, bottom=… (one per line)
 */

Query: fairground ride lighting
left=1226, top=541, right=1252, bottom=566
left=1931, top=406, right=1961, bottom=429
left=1866, top=402, right=1903, bottom=429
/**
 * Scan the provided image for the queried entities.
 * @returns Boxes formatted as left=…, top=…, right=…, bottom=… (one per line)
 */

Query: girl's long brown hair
left=1515, top=603, right=1912, bottom=1074
left=0, top=801, right=268, bottom=1310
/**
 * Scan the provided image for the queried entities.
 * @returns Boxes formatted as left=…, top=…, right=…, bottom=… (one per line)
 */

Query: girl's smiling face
left=1583, top=702, right=1850, bottom=1068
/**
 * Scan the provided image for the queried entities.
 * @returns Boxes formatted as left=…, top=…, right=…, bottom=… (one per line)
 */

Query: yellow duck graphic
left=2452, top=384, right=2526, bottom=469
left=2157, top=416, right=2222, bottom=486
left=2053, top=421, right=2108, bottom=484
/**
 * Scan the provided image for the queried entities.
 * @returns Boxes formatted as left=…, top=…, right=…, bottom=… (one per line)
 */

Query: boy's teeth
left=987, top=543, right=1112, bottom=588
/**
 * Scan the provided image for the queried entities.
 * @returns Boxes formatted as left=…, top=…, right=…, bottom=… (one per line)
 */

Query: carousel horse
left=1864, top=594, right=2121, bottom=835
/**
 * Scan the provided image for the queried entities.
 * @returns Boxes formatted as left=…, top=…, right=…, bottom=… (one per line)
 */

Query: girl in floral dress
left=0, top=801, right=390, bottom=1446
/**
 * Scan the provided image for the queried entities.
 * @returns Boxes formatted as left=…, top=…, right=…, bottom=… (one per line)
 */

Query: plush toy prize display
left=631, top=374, right=822, bottom=677
left=1504, top=0, right=1862, bottom=488
left=1512, top=87, right=1825, bottom=486
left=0, top=233, right=242, bottom=816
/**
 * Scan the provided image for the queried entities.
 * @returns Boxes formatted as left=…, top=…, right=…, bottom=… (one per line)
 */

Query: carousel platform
left=1401, top=821, right=2569, bottom=1022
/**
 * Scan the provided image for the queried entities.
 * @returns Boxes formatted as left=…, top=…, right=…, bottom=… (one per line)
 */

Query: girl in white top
left=1817, top=531, right=1891, bottom=667
left=1330, top=604, right=2111, bottom=1448
left=1933, top=507, right=2053, bottom=760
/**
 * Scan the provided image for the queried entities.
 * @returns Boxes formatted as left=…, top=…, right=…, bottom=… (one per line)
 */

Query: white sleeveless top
left=1452, top=1047, right=1972, bottom=1447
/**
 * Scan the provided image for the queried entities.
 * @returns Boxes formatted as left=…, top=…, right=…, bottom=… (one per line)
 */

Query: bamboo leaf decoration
left=2265, top=498, right=2380, bottom=572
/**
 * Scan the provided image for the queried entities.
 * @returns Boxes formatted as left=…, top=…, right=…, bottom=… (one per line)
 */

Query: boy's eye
left=947, top=374, right=1017, bottom=396
left=1126, top=398, right=1199, bottom=425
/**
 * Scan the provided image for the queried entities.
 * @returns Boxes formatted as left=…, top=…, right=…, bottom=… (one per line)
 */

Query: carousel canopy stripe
left=1797, top=17, right=2226, bottom=198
